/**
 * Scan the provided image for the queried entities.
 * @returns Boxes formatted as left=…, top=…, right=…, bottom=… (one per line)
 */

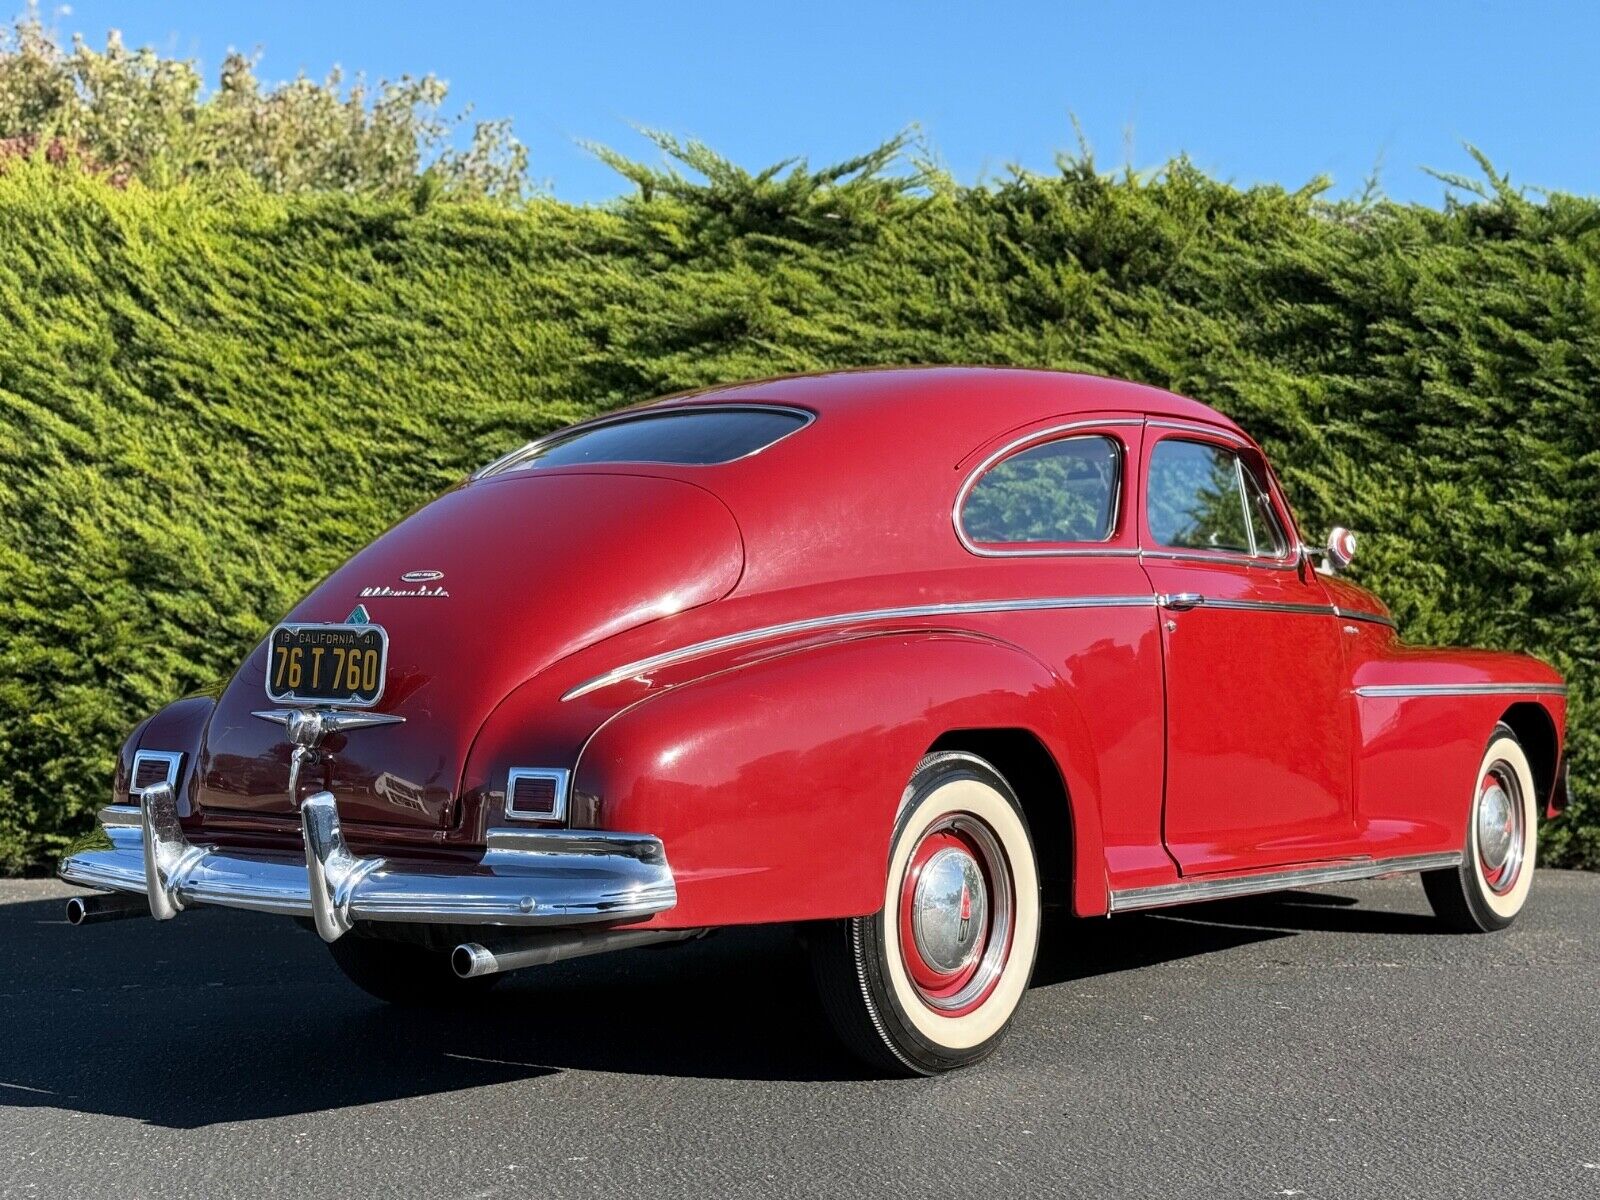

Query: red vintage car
left=61, top=367, right=1567, bottom=1074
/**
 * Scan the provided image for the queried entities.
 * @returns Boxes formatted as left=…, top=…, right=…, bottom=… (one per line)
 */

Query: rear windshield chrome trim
left=952, top=419, right=1143, bottom=558
left=472, top=403, right=816, bottom=480
left=1354, top=683, right=1567, bottom=699
left=563, top=595, right=1160, bottom=701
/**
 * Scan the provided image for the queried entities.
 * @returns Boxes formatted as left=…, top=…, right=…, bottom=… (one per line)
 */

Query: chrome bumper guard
left=59, top=783, right=677, bottom=943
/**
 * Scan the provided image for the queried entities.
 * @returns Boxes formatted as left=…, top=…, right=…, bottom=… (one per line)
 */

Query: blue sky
left=45, top=1, right=1600, bottom=204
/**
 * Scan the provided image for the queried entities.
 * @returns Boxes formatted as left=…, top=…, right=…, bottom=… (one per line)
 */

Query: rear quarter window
left=960, top=435, right=1121, bottom=545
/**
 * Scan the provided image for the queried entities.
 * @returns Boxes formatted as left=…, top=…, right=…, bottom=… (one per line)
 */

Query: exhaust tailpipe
left=452, top=928, right=702, bottom=979
left=65, top=891, right=149, bottom=926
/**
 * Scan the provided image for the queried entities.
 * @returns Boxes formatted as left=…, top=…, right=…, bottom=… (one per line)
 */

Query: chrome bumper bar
left=58, top=782, right=677, bottom=943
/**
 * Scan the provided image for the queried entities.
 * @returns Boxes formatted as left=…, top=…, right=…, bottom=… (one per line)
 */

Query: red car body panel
left=117, top=367, right=1566, bottom=928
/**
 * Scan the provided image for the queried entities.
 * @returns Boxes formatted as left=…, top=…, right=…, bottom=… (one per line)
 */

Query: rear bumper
left=58, top=783, right=677, bottom=942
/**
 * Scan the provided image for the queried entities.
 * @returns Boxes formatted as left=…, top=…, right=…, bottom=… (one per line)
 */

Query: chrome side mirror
left=1305, top=526, right=1357, bottom=574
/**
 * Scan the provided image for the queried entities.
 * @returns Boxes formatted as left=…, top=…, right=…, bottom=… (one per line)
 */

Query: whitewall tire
left=1422, top=724, right=1538, bottom=933
left=808, top=752, right=1042, bottom=1075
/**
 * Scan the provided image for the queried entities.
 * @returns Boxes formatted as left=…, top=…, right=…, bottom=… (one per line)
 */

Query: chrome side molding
left=1108, top=851, right=1464, bottom=913
left=1353, top=683, right=1567, bottom=699
left=564, top=593, right=1402, bottom=702
left=562, top=594, right=1161, bottom=700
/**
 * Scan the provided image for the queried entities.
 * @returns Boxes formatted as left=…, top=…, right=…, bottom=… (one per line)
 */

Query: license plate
left=266, top=622, right=389, bottom=707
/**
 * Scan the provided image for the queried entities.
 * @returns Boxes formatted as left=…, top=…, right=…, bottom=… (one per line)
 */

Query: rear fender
left=573, top=631, right=1106, bottom=928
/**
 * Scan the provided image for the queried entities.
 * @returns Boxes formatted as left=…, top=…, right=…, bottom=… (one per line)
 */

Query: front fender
left=573, top=630, right=1106, bottom=929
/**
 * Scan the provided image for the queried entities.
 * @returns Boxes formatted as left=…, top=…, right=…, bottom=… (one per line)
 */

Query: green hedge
left=1, top=148, right=1595, bottom=874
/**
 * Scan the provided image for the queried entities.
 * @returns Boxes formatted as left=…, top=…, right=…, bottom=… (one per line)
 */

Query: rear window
left=486, top=408, right=807, bottom=475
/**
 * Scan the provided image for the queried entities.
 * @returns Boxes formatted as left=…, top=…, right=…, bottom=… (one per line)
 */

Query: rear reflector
left=505, top=768, right=570, bottom=823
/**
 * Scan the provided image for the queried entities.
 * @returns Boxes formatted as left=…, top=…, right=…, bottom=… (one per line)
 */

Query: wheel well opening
left=928, top=728, right=1072, bottom=913
left=1499, top=703, right=1560, bottom=810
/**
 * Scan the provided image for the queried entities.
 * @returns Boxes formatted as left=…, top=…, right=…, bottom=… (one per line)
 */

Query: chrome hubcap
left=1476, top=766, right=1525, bottom=895
left=912, top=847, right=988, bottom=973
left=898, top=813, right=1015, bottom=1014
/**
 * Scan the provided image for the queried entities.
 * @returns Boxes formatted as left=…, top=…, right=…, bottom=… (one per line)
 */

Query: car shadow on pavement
left=2, top=883, right=1434, bottom=1125
left=1031, top=887, right=1444, bottom=988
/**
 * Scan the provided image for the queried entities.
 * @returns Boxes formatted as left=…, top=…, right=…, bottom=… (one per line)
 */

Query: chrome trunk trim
left=60, top=797, right=677, bottom=940
left=1107, top=852, right=1464, bottom=913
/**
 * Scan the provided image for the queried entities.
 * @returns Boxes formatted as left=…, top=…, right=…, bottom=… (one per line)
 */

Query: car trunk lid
left=193, top=471, right=743, bottom=832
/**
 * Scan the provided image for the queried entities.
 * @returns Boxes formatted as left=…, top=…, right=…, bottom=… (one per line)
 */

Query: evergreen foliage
left=0, top=130, right=1594, bottom=875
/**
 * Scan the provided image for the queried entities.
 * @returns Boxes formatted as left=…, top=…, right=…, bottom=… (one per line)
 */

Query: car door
left=1139, top=422, right=1354, bottom=875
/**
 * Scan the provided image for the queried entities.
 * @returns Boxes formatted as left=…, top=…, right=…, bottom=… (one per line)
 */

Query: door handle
left=1159, top=592, right=1206, bottom=611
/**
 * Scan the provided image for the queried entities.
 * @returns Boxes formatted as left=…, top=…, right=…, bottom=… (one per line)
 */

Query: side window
left=1146, top=439, right=1252, bottom=554
left=961, top=435, right=1120, bottom=545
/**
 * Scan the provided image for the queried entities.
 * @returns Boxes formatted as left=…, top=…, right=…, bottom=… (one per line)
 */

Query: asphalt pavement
left=2, top=871, right=1597, bottom=1199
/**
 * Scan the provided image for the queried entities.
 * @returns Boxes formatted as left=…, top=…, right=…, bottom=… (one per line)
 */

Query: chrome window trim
left=1239, top=458, right=1290, bottom=559
left=504, top=767, right=572, bottom=824
left=1233, top=455, right=1257, bottom=556
left=1138, top=548, right=1302, bottom=573
left=472, top=403, right=816, bottom=480
left=1146, top=417, right=1248, bottom=446
left=952, top=419, right=1143, bottom=557
left=1144, top=432, right=1298, bottom=570
left=562, top=594, right=1160, bottom=701
left=129, top=750, right=182, bottom=798
left=1353, top=683, right=1567, bottom=699
left=1108, top=852, right=1464, bottom=912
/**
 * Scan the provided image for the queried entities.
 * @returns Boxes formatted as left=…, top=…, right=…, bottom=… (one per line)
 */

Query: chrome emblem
left=401, top=569, right=444, bottom=583
left=252, top=707, right=406, bottom=808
